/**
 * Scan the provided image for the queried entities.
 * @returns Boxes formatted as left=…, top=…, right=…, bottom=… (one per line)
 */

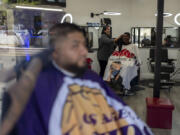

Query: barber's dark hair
left=124, top=32, right=131, bottom=38
left=48, top=23, right=84, bottom=48
left=101, top=25, right=110, bottom=35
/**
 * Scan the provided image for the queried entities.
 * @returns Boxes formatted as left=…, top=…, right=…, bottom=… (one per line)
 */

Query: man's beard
left=63, top=63, right=88, bottom=77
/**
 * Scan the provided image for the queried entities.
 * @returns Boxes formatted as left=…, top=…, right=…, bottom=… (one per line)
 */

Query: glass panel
left=131, top=27, right=180, bottom=48
left=135, top=28, right=139, bottom=45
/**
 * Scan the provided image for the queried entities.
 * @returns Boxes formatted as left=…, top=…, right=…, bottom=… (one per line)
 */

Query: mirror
left=131, top=27, right=180, bottom=48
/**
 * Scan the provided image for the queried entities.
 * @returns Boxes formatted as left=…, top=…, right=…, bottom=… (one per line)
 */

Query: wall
left=65, top=0, right=180, bottom=34
left=131, top=0, right=180, bottom=27
left=65, top=0, right=133, bottom=37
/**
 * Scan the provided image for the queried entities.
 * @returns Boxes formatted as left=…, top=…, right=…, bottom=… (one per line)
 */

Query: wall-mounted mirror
left=131, top=27, right=180, bottom=48
left=81, top=26, right=103, bottom=51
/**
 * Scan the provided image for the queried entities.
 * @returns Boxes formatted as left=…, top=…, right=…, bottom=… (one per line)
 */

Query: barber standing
left=97, top=25, right=120, bottom=77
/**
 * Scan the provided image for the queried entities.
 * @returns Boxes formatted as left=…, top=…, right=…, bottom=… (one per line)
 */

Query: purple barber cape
left=15, top=63, right=153, bottom=135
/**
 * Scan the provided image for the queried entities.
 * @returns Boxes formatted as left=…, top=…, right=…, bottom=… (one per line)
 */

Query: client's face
left=122, top=34, right=130, bottom=44
left=105, top=26, right=111, bottom=36
left=52, top=32, right=88, bottom=76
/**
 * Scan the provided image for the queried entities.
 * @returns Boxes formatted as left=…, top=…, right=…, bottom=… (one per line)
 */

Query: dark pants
left=98, top=60, right=108, bottom=78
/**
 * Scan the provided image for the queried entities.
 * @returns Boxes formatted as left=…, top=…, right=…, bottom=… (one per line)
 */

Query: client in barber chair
left=104, top=32, right=141, bottom=96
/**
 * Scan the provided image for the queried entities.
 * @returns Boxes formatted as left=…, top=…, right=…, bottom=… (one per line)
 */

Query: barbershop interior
left=0, top=0, right=180, bottom=135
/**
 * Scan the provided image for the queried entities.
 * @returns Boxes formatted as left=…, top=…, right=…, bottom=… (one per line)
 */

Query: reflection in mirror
left=131, top=27, right=180, bottom=48
left=81, top=26, right=103, bottom=50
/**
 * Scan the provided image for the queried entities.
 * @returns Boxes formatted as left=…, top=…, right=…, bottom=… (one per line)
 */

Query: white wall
left=131, top=0, right=180, bottom=27
left=65, top=0, right=180, bottom=35
left=65, top=0, right=133, bottom=37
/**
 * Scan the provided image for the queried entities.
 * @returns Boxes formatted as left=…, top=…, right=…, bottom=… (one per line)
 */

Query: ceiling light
left=15, top=6, right=63, bottom=12
left=61, top=13, right=73, bottom=23
left=155, top=13, right=172, bottom=17
left=103, top=11, right=121, bottom=16
left=174, top=13, right=180, bottom=26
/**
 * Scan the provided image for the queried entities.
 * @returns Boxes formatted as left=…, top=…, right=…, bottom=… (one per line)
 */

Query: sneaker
left=124, top=89, right=135, bottom=96
left=132, top=85, right=145, bottom=91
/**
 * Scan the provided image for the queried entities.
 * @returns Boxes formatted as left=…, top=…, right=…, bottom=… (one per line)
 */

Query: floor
left=110, top=80, right=180, bottom=135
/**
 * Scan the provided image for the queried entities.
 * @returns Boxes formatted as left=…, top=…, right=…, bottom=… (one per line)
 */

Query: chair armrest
left=165, top=59, right=176, bottom=65
left=168, top=59, right=176, bottom=62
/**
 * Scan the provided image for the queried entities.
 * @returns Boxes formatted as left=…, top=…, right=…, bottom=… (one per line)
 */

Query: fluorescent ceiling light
left=15, top=6, right=63, bottom=12
left=155, top=13, right=172, bottom=17
left=103, top=11, right=121, bottom=16
left=174, top=13, right=180, bottom=26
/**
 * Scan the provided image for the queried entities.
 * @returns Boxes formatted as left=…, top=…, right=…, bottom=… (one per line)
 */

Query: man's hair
left=48, top=23, right=83, bottom=48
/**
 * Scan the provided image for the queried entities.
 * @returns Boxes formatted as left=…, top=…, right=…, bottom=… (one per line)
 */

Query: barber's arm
left=101, top=35, right=114, bottom=44
left=101, top=34, right=121, bottom=44
left=114, top=35, right=123, bottom=43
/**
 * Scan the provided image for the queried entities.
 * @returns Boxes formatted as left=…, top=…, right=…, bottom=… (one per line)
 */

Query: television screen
left=3, top=0, right=66, bottom=7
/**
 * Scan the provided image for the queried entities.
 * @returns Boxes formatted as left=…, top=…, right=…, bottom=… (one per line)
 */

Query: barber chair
left=108, top=67, right=140, bottom=96
left=148, top=48, right=175, bottom=91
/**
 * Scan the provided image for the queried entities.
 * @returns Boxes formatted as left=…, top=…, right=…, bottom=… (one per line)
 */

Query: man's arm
left=0, top=58, right=43, bottom=135
left=101, top=35, right=114, bottom=45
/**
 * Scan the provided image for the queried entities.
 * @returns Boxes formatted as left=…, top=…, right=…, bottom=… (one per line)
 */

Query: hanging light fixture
left=90, top=11, right=121, bottom=18
left=174, top=13, right=180, bottom=26
left=103, top=11, right=121, bottom=16
left=61, top=13, right=73, bottom=23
